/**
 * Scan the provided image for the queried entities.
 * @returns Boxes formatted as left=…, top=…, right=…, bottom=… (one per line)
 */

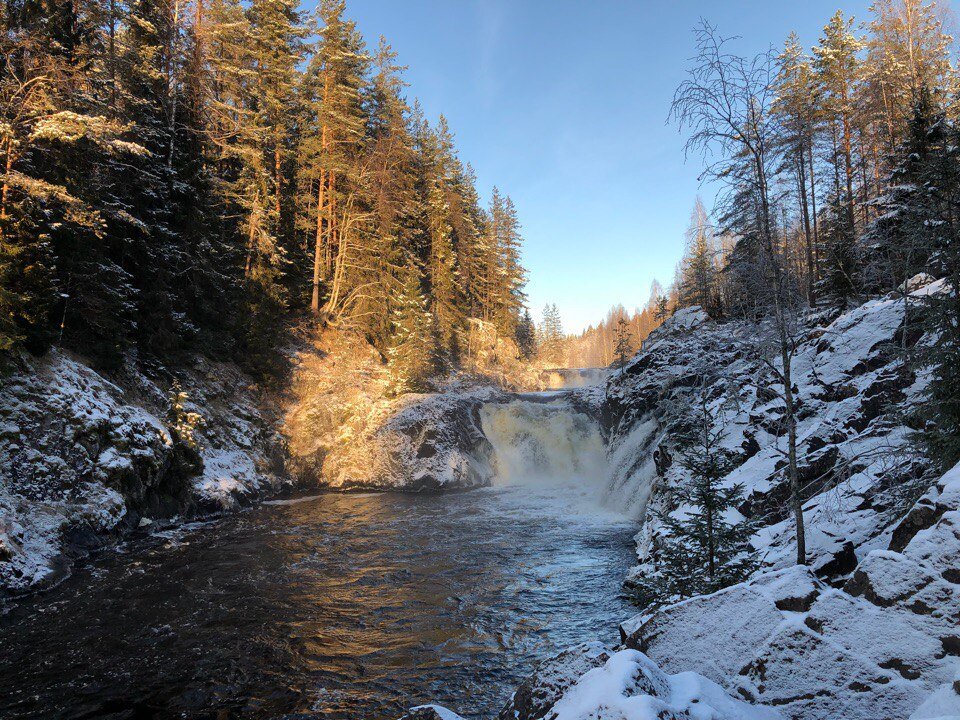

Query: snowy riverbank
left=0, top=349, right=287, bottom=595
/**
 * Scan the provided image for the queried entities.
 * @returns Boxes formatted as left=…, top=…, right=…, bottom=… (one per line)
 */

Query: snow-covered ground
left=0, top=350, right=286, bottom=595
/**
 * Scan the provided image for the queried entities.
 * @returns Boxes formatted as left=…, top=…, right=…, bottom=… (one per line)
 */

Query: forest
left=0, top=0, right=528, bottom=391
left=3, top=2, right=960, bottom=719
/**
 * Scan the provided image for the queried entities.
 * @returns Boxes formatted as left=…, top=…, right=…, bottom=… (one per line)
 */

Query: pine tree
left=882, top=102, right=960, bottom=469
left=515, top=308, right=537, bottom=361
left=538, top=303, right=564, bottom=365
left=426, top=178, right=461, bottom=347
left=866, top=0, right=954, bottom=152
left=0, top=0, right=530, bottom=389
left=359, top=38, right=418, bottom=346
left=864, top=88, right=938, bottom=361
left=301, top=0, right=367, bottom=319
left=614, top=316, right=633, bottom=371
left=814, top=11, right=866, bottom=236
left=774, top=33, right=820, bottom=304
left=677, top=198, right=718, bottom=314
left=654, top=295, right=671, bottom=323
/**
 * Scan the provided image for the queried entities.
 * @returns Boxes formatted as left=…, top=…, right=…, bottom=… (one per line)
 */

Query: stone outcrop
left=0, top=349, right=286, bottom=595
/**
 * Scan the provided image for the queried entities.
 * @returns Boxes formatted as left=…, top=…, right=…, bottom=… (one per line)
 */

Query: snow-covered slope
left=607, top=281, right=940, bottom=583
left=0, top=350, right=286, bottom=595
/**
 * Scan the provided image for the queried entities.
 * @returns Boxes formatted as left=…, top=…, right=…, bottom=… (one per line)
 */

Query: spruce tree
left=634, top=392, right=756, bottom=606
left=515, top=308, right=537, bottom=361
left=813, top=11, right=865, bottom=237
left=678, top=198, right=719, bottom=314
left=388, top=262, right=438, bottom=394
left=614, top=317, right=633, bottom=371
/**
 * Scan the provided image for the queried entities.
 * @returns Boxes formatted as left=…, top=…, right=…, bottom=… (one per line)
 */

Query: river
left=0, top=479, right=637, bottom=719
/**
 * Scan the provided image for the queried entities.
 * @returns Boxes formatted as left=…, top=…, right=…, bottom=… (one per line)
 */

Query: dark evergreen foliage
left=0, top=0, right=528, bottom=386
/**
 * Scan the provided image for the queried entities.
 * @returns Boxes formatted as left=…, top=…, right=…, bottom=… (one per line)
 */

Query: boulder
left=497, top=643, right=612, bottom=720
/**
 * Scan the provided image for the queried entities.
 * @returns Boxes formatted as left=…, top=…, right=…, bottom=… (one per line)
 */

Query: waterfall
left=478, top=399, right=608, bottom=495
left=604, top=417, right=660, bottom=519
left=477, top=396, right=659, bottom=520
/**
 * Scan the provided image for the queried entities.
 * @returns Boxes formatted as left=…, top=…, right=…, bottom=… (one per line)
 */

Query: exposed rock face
left=320, top=387, right=506, bottom=491
left=0, top=350, right=286, bottom=595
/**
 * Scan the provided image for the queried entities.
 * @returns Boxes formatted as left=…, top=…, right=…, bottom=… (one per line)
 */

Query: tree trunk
left=274, top=140, right=282, bottom=217
left=327, top=171, right=337, bottom=278
left=841, top=110, right=857, bottom=232
left=807, top=140, right=820, bottom=285
left=310, top=171, right=326, bottom=313
left=166, top=0, right=181, bottom=171
left=797, top=149, right=816, bottom=305
left=753, top=142, right=806, bottom=566
left=780, top=331, right=805, bottom=565
left=0, top=135, right=13, bottom=236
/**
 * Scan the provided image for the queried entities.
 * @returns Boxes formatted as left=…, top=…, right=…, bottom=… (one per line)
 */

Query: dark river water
left=0, top=484, right=637, bottom=720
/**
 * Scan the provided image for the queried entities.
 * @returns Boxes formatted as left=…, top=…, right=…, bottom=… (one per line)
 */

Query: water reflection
left=0, top=488, right=636, bottom=720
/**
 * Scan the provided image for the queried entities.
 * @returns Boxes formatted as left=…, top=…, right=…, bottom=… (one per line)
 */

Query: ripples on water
left=0, top=484, right=636, bottom=720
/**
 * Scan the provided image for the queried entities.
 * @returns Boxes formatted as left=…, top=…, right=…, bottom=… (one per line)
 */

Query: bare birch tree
left=670, top=21, right=808, bottom=565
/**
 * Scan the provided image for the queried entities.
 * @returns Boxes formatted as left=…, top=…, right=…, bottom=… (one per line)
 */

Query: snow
left=1, top=349, right=285, bottom=594
left=662, top=306, right=711, bottom=333
left=406, top=706, right=466, bottom=720
left=909, top=667, right=960, bottom=719
left=547, top=650, right=781, bottom=720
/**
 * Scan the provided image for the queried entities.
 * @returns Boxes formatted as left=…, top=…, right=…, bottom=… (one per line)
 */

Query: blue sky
left=339, top=0, right=881, bottom=332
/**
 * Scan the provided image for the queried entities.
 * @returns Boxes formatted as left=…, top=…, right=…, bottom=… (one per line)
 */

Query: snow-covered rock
left=320, top=386, right=506, bottom=491
left=616, top=463, right=960, bottom=720
left=493, top=643, right=780, bottom=720
left=544, top=650, right=781, bottom=720
left=0, top=349, right=286, bottom=595
left=401, top=644, right=780, bottom=720
left=608, top=283, right=942, bottom=588
left=398, top=706, right=468, bottom=720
